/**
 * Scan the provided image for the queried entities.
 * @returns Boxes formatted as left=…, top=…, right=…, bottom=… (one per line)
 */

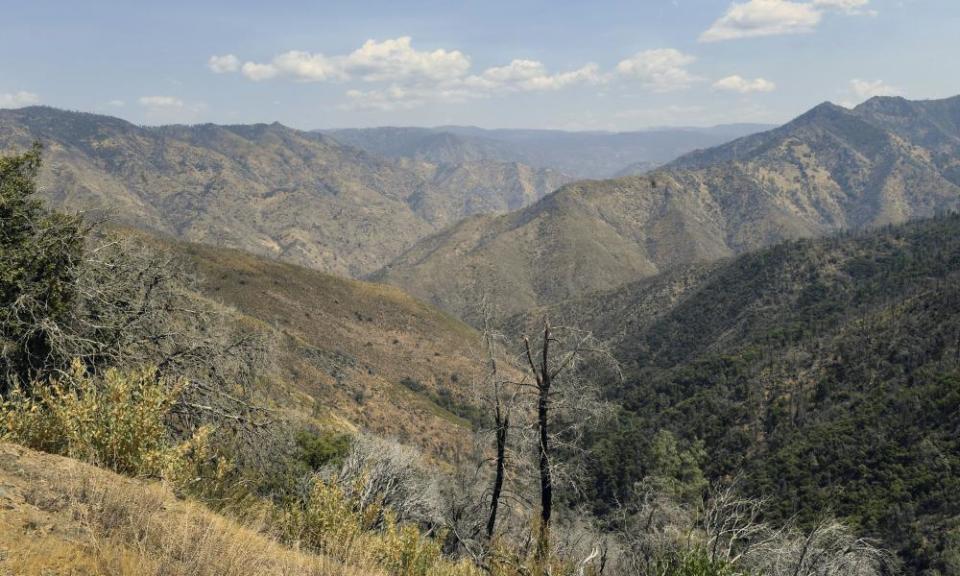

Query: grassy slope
left=0, top=442, right=381, bottom=576
left=153, top=234, right=492, bottom=461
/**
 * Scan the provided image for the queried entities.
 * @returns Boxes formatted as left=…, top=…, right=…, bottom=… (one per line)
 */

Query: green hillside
left=530, top=214, right=960, bottom=573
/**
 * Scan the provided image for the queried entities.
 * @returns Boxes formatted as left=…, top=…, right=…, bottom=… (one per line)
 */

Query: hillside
left=375, top=96, right=960, bottom=321
left=524, top=214, right=960, bottom=574
left=0, top=107, right=566, bottom=277
left=327, top=124, right=771, bottom=178
left=138, top=232, right=494, bottom=461
left=0, top=442, right=367, bottom=575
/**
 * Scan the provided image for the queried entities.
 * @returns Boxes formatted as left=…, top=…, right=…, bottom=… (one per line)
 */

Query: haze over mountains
left=376, top=96, right=960, bottom=320
left=325, top=123, right=771, bottom=178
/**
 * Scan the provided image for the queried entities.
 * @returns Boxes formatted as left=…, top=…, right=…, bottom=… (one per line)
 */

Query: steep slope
left=0, top=107, right=430, bottom=276
left=376, top=97, right=960, bottom=321
left=0, top=443, right=364, bottom=576
left=399, top=158, right=571, bottom=223
left=148, top=234, right=494, bottom=461
left=852, top=94, right=960, bottom=185
left=530, top=215, right=960, bottom=574
left=0, top=107, right=567, bottom=278
left=328, top=124, right=772, bottom=178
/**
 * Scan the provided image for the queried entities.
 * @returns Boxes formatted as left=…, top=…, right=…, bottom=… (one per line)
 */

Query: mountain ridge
left=0, top=106, right=570, bottom=278
left=375, top=95, right=960, bottom=321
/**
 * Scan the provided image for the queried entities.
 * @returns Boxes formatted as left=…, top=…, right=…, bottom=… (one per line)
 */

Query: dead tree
left=522, top=319, right=618, bottom=570
left=482, top=304, right=512, bottom=540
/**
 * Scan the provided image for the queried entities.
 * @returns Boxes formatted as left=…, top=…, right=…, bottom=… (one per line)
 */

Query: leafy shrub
left=1, top=359, right=184, bottom=477
left=282, top=475, right=479, bottom=576
left=656, top=550, right=736, bottom=576
left=296, top=428, right=352, bottom=471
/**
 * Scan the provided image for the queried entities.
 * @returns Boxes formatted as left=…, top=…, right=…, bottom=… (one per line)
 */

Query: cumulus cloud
left=700, top=0, right=872, bottom=42
left=0, top=91, right=40, bottom=108
left=465, top=60, right=602, bottom=92
left=345, top=37, right=470, bottom=82
left=342, top=60, right=602, bottom=111
left=208, top=54, right=240, bottom=74
left=221, top=36, right=605, bottom=110
left=106, top=99, right=126, bottom=107
left=849, top=78, right=900, bottom=100
left=615, top=49, right=700, bottom=92
left=712, top=75, right=776, bottom=93
left=234, top=37, right=467, bottom=84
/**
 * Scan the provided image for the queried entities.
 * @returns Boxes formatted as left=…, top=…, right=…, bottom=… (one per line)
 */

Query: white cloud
left=227, top=37, right=603, bottom=110
left=0, top=91, right=40, bottom=108
left=343, top=37, right=470, bottom=82
left=240, top=62, right=280, bottom=81
left=106, top=99, right=126, bottom=107
left=208, top=54, right=240, bottom=74
left=712, top=75, right=777, bottom=93
left=466, top=60, right=602, bottom=92
left=138, top=95, right=184, bottom=109
left=700, top=0, right=872, bottom=42
left=700, top=0, right=822, bottom=42
left=848, top=78, right=900, bottom=100
left=237, top=37, right=468, bottom=84
left=615, top=49, right=700, bottom=92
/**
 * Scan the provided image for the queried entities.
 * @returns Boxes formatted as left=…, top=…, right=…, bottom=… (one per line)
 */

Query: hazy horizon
left=3, top=0, right=957, bottom=131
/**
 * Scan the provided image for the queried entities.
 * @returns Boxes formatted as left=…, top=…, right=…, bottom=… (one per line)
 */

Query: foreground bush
left=1, top=360, right=186, bottom=477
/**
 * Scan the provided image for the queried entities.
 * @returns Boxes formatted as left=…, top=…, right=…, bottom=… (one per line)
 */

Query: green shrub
left=656, top=549, right=737, bottom=576
left=296, top=429, right=352, bottom=471
left=1, top=359, right=186, bottom=477
left=1, top=144, right=86, bottom=389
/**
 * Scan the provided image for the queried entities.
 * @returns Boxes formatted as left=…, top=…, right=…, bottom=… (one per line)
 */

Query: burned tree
left=521, top=319, right=617, bottom=569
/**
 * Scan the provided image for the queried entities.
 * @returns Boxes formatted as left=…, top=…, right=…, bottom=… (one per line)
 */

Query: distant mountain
left=519, top=214, right=960, bottom=575
left=325, top=124, right=773, bottom=178
left=0, top=107, right=568, bottom=277
left=374, top=96, right=960, bottom=321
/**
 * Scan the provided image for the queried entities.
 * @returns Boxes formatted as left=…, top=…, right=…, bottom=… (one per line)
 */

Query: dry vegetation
left=0, top=442, right=381, bottom=576
left=164, top=235, right=511, bottom=461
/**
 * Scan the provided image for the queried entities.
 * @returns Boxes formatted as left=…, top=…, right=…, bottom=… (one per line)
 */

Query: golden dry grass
left=0, top=442, right=382, bottom=576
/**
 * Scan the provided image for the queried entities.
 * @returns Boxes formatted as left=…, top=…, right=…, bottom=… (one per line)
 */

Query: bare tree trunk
left=526, top=321, right=553, bottom=568
left=486, top=394, right=508, bottom=539
left=481, top=306, right=510, bottom=541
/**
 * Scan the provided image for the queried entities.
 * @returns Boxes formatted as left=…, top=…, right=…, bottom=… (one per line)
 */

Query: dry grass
left=165, top=236, right=511, bottom=462
left=0, top=442, right=381, bottom=576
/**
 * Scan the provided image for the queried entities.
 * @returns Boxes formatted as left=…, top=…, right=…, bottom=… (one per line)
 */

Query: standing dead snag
left=525, top=321, right=555, bottom=567
left=474, top=292, right=518, bottom=544
left=522, top=319, right=617, bottom=570
left=485, top=322, right=510, bottom=540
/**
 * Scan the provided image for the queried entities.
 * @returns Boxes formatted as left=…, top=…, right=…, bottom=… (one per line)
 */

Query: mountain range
left=375, top=96, right=960, bottom=321
left=0, top=107, right=569, bottom=277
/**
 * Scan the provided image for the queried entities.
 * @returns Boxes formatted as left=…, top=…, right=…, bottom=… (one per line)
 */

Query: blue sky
left=0, top=0, right=956, bottom=130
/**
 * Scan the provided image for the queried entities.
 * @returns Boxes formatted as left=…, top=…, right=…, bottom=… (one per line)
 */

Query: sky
left=0, top=0, right=957, bottom=130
